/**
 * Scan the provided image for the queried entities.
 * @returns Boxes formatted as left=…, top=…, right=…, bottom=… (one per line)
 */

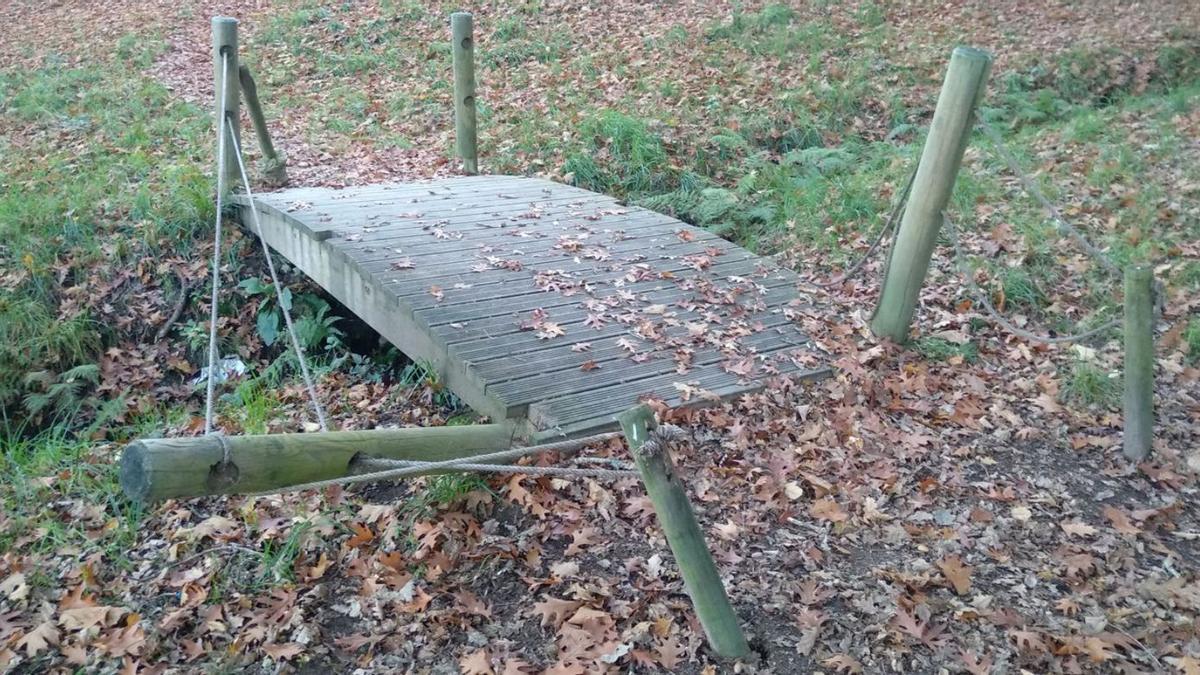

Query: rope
left=942, top=212, right=1120, bottom=344
left=204, top=52, right=231, bottom=435
left=227, top=124, right=329, bottom=431
left=813, top=165, right=917, bottom=288
left=571, top=456, right=636, bottom=470
left=634, top=423, right=687, bottom=457
left=249, top=431, right=624, bottom=495
left=976, top=118, right=1121, bottom=277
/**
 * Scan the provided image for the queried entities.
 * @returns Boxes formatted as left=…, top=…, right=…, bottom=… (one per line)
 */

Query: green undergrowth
left=0, top=41, right=212, bottom=432
left=1061, top=360, right=1122, bottom=410
left=550, top=38, right=1200, bottom=329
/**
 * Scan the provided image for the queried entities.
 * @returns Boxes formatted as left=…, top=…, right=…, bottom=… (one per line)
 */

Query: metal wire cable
left=943, top=212, right=1120, bottom=344
left=203, top=52, right=230, bottom=435
left=227, top=124, right=329, bottom=431
left=358, top=458, right=638, bottom=480
left=812, top=165, right=917, bottom=288
left=249, top=431, right=624, bottom=495
left=976, top=118, right=1121, bottom=277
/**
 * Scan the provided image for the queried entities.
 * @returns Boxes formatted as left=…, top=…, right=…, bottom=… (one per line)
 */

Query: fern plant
left=21, top=363, right=101, bottom=423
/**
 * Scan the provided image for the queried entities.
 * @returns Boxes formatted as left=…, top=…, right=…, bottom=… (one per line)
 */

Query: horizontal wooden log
left=120, top=422, right=523, bottom=502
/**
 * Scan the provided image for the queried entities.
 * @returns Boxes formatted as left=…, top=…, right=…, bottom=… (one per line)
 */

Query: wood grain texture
left=121, top=422, right=523, bottom=502
left=233, top=176, right=825, bottom=434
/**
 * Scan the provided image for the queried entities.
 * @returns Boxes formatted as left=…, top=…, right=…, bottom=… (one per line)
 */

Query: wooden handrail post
left=239, top=65, right=288, bottom=185
left=212, top=17, right=240, bottom=190
left=617, top=405, right=751, bottom=660
left=870, top=46, right=992, bottom=343
left=451, top=11, right=478, bottom=175
left=1123, top=264, right=1154, bottom=461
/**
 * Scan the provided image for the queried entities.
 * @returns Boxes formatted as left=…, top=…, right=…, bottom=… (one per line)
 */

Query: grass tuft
left=1061, top=361, right=1121, bottom=409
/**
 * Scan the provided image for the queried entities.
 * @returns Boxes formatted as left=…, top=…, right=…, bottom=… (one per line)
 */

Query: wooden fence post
left=617, top=405, right=751, bottom=660
left=1123, top=265, right=1154, bottom=461
left=451, top=11, right=478, bottom=174
left=238, top=65, right=288, bottom=185
left=212, top=17, right=240, bottom=190
left=870, top=46, right=992, bottom=342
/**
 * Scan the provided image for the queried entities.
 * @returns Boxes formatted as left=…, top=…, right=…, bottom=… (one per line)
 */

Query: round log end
left=951, top=46, right=992, bottom=64
left=119, top=441, right=152, bottom=503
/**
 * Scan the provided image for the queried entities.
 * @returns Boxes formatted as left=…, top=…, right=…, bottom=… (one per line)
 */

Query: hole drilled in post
left=206, top=459, right=240, bottom=492
left=463, top=95, right=475, bottom=106
left=461, top=37, right=473, bottom=50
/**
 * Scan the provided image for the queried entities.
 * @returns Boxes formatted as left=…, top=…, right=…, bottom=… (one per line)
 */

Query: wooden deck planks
left=233, top=175, right=827, bottom=438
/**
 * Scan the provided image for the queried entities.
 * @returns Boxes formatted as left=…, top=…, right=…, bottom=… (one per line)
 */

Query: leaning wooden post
left=212, top=17, right=241, bottom=190
left=451, top=11, right=478, bottom=175
left=1123, top=264, right=1154, bottom=461
left=238, top=65, right=288, bottom=185
left=870, top=47, right=992, bottom=342
left=617, top=405, right=750, bottom=660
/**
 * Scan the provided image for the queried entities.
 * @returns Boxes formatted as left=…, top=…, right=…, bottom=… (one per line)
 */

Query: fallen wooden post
left=1123, top=264, right=1155, bottom=461
left=871, top=46, right=992, bottom=343
left=238, top=64, right=287, bottom=185
left=617, top=405, right=751, bottom=660
left=120, top=422, right=522, bottom=502
left=451, top=11, right=478, bottom=174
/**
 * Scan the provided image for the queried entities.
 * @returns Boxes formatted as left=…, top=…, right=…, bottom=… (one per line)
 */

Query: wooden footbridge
left=232, top=175, right=827, bottom=439
left=122, top=14, right=832, bottom=509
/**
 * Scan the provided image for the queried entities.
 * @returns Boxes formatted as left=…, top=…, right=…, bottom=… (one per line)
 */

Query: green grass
left=915, top=337, right=980, bottom=363
left=1185, top=318, right=1200, bottom=364
left=1061, top=361, right=1121, bottom=409
left=0, top=47, right=212, bottom=432
left=256, top=521, right=313, bottom=587
left=0, top=429, right=140, bottom=578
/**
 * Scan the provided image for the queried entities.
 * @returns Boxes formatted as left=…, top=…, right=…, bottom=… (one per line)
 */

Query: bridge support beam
left=239, top=65, right=287, bottom=185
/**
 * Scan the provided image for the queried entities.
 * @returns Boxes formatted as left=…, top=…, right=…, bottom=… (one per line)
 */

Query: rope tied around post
left=632, top=423, right=687, bottom=459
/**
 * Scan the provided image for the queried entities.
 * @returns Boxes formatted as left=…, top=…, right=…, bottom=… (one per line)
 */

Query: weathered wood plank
left=235, top=175, right=823, bottom=436
left=413, top=256, right=773, bottom=325
left=446, top=282, right=801, bottom=357
left=371, top=245, right=763, bottom=304
left=477, top=315, right=802, bottom=386
left=336, top=208, right=697, bottom=262
left=529, top=353, right=827, bottom=432
left=491, top=330, right=805, bottom=416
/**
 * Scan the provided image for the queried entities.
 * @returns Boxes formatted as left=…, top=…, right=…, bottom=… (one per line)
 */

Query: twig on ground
left=154, top=269, right=192, bottom=342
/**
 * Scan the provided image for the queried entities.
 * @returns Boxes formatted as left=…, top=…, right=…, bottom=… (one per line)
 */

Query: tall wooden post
left=1123, top=265, right=1154, bottom=461
left=238, top=65, right=288, bottom=185
left=212, top=17, right=240, bottom=190
left=617, top=405, right=750, bottom=660
left=871, top=47, right=992, bottom=342
left=451, top=12, right=478, bottom=174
